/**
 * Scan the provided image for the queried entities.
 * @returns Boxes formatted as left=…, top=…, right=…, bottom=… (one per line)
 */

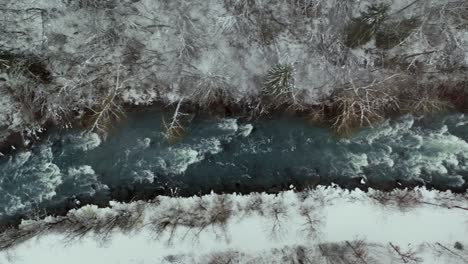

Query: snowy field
left=1, top=187, right=467, bottom=263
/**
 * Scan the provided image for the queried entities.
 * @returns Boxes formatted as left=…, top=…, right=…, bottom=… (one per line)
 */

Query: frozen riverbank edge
left=2, top=0, right=468, bottom=153
left=0, top=186, right=467, bottom=263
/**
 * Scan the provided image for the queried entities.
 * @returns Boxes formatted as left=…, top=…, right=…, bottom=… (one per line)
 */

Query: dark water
left=1, top=109, right=468, bottom=217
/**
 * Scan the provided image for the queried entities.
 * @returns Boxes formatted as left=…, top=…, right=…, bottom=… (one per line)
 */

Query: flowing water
left=1, top=109, right=468, bottom=217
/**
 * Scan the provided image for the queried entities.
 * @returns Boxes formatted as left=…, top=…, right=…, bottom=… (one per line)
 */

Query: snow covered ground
left=1, top=187, right=467, bottom=263
left=1, top=0, right=467, bottom=142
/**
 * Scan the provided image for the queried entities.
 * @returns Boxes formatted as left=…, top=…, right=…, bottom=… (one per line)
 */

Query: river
left=1, top=109, right=468, bottom=218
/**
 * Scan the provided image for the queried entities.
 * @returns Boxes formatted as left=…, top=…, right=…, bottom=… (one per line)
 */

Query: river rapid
left=1, top=109, right=468, bottom=218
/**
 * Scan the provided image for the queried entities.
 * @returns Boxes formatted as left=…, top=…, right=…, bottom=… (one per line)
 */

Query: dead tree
left=162, top=98, right=187, bottom=142
left=266, top=199, right=288, bottom=240
left=317, top=240, right=380, bottom=264
left=389, top=243, right=422, bottom=264
left=299, top=203, right=323, bottom=239
left=402, top=86, right=451, bottom=114
left=328, top=74, right=401, bottom=135
left=87, top=65, right=125, bottom=138
left=346, top=240, right=370, bottom=264
left=434, top=242, right=468, bottom=263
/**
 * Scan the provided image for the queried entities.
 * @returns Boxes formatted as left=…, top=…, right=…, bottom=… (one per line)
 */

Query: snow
left=1, top=0, right=467, bottom=141
left=70, top=132, right=102, bottom=151
left=0, top=187, right=467, bottom=263
left=0, top=1, right=467, bottom=261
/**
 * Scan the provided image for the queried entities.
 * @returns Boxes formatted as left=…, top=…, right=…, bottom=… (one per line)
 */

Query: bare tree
left=299, top=203, right=323, bottom=239
left=239, top=193, right=264, bottom=218
left=207, top=250, right=239, bottom=264
left=162, top=98, right=187, bottom=142
left=0, top=224, right=48, bottom=251
left=87, top=65, right=126, bottom=138
left=318, top=241, right=360, bottom=264
left=317, top=240, right=380, bottom=264
left=432, top=242, right=468, bottom=263
left=150, top=195, right=233, bottom=245
left=369, top=189, right=423, bottom=212
left=58, top=204, right=145, bottom=244
left=345, top=240, right=373, bottom=264
left=402, top=87, right=451, bottom=114
left=389, top=243, right=422, bottom=264
left=0, top=203, right=146, bottom=250
left=266, top=199, right=288, bottom=240
left=150, top=202, right=187, bottom=245
left=328, top=74, right=402, bottom=135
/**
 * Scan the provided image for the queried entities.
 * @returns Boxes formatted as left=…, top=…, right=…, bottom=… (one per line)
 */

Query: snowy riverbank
left=1, top=0, right=467, bottom=144
left=1, top=187, right=467, bottom=263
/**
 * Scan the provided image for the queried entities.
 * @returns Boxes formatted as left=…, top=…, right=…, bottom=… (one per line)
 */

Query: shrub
left=369, top=189, right=423, bottom=211
left=401, top=87, right=451, bottom=114
left=454, top=242, right=464, bottom=250
left=327, top=84, right=400, bottom=136
left=190, top=74, right=233, bottom=108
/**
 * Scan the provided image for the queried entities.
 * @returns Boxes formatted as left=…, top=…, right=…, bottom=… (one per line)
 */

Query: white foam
left=238, top=124, right=253, bottom=137
left=137, top=137, right=151, bottom=149
left=133, top=170, right=156, bottom=183
left=199, top=138, right=223, bottom=155
left=1, top=146, right=63, bottom=215
left=166, top=147, right=201, bottom=174
left=67, top=165, right=95, bottom=176
left=73, top=132, right=102, bottom=151
left=346, top=115, right=468, bottom=185
left=218, top=118, right=239, bottom=132
left=65, top=165, right=106, bottom=195
left=218, top=118, right=253, bottom=138
left=163, top=138, right=223, bottom=174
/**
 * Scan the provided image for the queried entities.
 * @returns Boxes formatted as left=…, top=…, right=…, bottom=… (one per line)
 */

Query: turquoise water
left=1, top=110, right=468, bottom=217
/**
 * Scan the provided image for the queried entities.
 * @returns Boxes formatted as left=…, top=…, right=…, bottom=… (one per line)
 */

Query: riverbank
left=1, top=187, right=467, bottom=263
left=1, top=0, right=468, bottom=155
left=1, top=175, right=460, bottom=230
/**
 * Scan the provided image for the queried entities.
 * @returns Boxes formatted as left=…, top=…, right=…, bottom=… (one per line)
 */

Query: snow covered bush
left=325, top=75, right=401, bottom=135
left=0, top=0, right=467, bottom=143
left=368, top=189, right=423, bottom=211
left=150, top=195, right=233, bottom=245
left=0, top=187, right=467, bottom=262
left=58, top=203, right=145, bottom=243
left=0, top=202, right=145, bottom=250
left=185, top=71, right=235, bottom=108
left=401, top=86, right=451, bottom=114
